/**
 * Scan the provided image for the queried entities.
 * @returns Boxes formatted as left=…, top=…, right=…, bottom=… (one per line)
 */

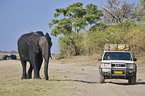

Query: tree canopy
left=102, top=0, right=138, bottom=24
left=48, top=1, right=145, bottom=58
left=49, top=2, right=103, bottom=36
left=135, top=0, right=145, bottom=22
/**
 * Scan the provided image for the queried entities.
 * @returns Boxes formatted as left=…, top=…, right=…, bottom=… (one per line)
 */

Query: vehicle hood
left=101, top=60, right=135, bottom=63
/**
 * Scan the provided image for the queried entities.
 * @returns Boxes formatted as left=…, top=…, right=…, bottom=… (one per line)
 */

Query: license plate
left=113, top=71, right=123, bottom=74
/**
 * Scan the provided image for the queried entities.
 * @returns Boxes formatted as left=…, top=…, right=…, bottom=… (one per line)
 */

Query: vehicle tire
left=128, top=74, right=136, bottom=85
left=99, top=74, right=105, bottom=83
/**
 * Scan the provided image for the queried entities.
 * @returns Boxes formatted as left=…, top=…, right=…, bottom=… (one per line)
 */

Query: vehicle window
left=103, top=52, right=132, bottom=60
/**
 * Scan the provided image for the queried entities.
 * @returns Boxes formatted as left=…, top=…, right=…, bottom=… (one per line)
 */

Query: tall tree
left=102, top=0, right=136, bottom=24
left=135, top=0, right=145, bottom=22
left=49, top=2, right=103, bottom=36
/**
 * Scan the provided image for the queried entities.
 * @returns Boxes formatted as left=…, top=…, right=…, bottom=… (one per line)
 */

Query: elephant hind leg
left=21, top=60, right=27, bottom=79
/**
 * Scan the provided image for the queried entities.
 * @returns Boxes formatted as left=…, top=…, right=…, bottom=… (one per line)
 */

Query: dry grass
left=0, top=60, right=73, bottom=96
left=0, top=54, right=145, bottom=96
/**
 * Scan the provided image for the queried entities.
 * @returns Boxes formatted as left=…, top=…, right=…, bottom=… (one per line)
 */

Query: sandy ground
left=49, top=56, right=145, bottom=96
left=0, top=55, right=145, bottom=96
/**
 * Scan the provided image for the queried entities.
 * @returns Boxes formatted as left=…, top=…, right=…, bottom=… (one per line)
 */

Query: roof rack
left=104, top=44, right=130, bottom=51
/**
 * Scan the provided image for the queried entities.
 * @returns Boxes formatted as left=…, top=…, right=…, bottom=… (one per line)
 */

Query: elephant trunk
left=38, top=36, right=52, bottom=80
left=44, top=58, right=49, bottom=80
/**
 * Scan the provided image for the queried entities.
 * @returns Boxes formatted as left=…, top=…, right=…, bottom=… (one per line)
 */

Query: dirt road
left=0, top=55, right=145, bottom=96
left=49, top=56, right=145, bottom=96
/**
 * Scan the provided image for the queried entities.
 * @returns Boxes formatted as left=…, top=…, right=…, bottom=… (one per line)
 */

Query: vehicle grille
left=111, top=63, right=126, bottom=67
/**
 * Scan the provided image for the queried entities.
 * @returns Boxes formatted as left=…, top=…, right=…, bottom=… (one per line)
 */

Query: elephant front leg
left=21, top=60, right=27, bottom=79
left=33, top=68, right=41, bottom=79
left=37, top=56, right=43, bottom=79
left=44, top=59, right=49, bottom=80
left=27, top=63, right=33, bottom=79
left=31, top=60, right=41, bottom=79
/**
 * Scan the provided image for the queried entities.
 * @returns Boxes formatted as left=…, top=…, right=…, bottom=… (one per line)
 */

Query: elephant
left=10, top=55, right=17, bottom=60
left=2, top=55, right=17, bottom=60
left=17, top=31, right=52, bottom=80
left=2, top=55, right=8, bottom=60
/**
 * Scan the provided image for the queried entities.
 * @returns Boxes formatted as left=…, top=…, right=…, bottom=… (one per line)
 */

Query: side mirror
left=133, top=58, right=137, bottom=61
left=98, top=58, right=102, bottom=61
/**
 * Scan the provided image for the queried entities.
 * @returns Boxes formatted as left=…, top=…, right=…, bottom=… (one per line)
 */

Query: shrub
left=124, top=25, right=145, bottom=54
left=84, top=21, right=139, bottom=55
left=58, top=32, right=85, bottom=57
left=58, top=20, right=144, bottom=57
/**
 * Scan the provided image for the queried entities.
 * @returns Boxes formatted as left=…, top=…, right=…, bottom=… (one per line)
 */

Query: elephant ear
left=27, top=33, right=40, bottom=53
left=39, top=36, right=49, bottom=61
left=45, top=33, right=52, bottom=47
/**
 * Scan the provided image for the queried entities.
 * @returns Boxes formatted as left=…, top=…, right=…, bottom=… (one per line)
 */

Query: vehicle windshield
left=103, top=52, right=132, bottom=60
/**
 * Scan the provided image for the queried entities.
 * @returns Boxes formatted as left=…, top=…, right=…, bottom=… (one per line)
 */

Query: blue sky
left=0, top=0, right=139, bottom=54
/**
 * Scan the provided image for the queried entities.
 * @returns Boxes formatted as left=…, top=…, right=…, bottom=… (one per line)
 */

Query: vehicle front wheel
left=128, top=74, right=136, bottom=85
left=99, top=74, right=105, bottom=84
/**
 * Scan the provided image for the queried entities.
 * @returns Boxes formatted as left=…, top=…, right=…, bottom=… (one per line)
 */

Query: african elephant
left=10, top=55, right=17, bottom=60
left=2, top=55, right=8, bottom=60
left=17, top=31, right=52, bottom=80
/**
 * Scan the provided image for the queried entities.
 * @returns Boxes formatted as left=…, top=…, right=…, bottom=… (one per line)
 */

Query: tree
left=135, top=0, right=145, bottom=22
left=102, top=0, right=136, bottom=24
left=49, top=2, right=103, bottom=36
left=49, top=2, right=103, bottom=57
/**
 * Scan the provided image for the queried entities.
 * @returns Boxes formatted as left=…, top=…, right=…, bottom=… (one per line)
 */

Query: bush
left=58, top=20, right=145, bottom=57
left=58, top=32, right=85, bottom=57
left=124, top=25, right=145, bottom=54
left=84, top=21, right=140, bottom=55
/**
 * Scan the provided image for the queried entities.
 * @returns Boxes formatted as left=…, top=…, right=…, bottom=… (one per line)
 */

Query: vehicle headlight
left=100, top=63, right=111, bottom=68
left=126, top=63, right=135, bottom=69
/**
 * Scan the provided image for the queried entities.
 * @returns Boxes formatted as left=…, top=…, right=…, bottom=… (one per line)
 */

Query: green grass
left=0, top=79, right=69, bottom=96
left=0, top=61, right=73, bottom=96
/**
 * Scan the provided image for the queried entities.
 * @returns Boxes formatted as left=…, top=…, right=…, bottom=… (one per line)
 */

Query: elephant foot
left=21, top=75, right=27, bottom=79
left=45, top=76, right=49, bottom=80
left=27, top=74, right=32, bottom=79
left=34, top=76, right=41, bottom=79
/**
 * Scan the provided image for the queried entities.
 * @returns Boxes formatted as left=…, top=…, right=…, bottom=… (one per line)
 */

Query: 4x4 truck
left=99, top=44, right=137, bottom=84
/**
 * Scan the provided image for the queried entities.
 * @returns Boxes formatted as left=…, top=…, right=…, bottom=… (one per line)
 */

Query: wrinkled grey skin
left=17, top=31, right=52, bottom=80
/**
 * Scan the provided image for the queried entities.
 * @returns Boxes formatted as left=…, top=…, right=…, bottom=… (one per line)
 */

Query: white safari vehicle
left=99, top=44, right=137, bottom=84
